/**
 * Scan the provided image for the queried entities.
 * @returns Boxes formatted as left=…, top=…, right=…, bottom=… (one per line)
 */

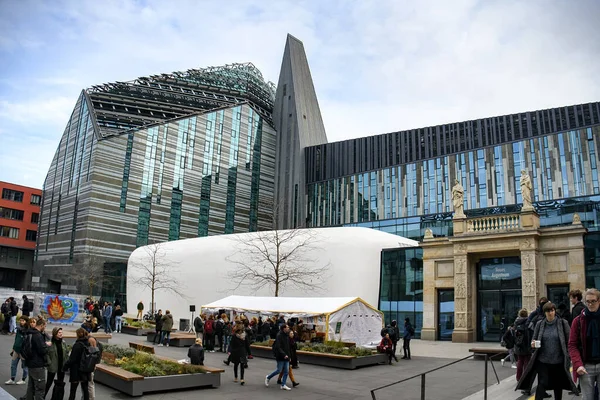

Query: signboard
left=335, top=322, right=342, bottom=334
left=41, top=295, right=79, bottom=323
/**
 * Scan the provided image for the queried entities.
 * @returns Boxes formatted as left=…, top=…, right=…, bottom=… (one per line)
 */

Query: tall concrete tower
left=273, top=34, right=328, bottom=229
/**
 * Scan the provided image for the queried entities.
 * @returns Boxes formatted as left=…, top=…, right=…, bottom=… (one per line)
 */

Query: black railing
left=369, top=352, right=503, bottom=400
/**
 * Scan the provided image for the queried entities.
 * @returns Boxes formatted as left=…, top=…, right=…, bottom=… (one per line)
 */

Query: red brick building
left=0, top=181, right=42, bottom=289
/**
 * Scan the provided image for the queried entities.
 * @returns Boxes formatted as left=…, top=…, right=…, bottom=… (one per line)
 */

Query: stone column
left=420, top=258, right=436, bottom=340
left=520, top=238, right=540, bottom=313
left=452, top=244, right=473, bottom=342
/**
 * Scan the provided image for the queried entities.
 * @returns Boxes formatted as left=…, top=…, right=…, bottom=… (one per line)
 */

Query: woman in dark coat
left=63, top=328, right=90, bottom=400
left=229, top=324, right=248, bottom=385
left=516, top=302, right=577, bottom=398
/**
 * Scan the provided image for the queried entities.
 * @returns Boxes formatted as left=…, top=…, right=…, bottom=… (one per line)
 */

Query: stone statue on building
left=520, top=170, right=533, bottom=210
left=424, top=228, right=433, bottom=239
left=573, top=213, right=581, bottom=225
left=452, top=179, right=465, bottom=218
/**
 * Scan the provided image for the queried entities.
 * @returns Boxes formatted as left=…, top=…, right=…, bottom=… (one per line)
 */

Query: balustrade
left=466, top=214, right=520, bottom=233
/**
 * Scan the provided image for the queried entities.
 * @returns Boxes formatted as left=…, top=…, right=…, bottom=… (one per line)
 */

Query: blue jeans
left=9, top=316, right=16, bottom=333
left=267, top=360, right=289, bottom=386
left=160, top=331, right=171, bottom=345
left=11, top=353, right=27, bottom=381
left=115, top=316, right=122, bottom=332
left=104, top=317, right=112, bottom=333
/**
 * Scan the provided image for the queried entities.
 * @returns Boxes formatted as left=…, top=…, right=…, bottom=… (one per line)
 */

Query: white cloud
left=0, top=0, right=599, bottom=186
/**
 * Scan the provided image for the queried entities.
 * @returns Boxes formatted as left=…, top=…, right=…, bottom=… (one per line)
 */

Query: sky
left=1, top=0, right=599, bottom=189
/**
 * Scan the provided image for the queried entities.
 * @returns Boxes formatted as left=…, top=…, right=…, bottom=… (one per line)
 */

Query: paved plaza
left=0, top=327, right=526, bottom=400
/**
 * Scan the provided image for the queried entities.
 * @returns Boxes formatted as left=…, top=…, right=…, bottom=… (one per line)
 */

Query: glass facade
left=379, top=247, right=423, bottom=338
left=309, top=126, right=600, bottom=228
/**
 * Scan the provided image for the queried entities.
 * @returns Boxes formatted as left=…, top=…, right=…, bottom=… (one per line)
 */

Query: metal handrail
left=369, top=352, right=503, bottom=400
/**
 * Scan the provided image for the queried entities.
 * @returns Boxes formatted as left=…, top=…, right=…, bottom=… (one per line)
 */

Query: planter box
left=146, top=332, right=195, bottom=347
left=94, top=364, right=221, bottom=397
left=62, top=332, right=112, bottom=346
left=121, top=326, right=155, bottom=336
left=250, top=345, right=388, bottom=370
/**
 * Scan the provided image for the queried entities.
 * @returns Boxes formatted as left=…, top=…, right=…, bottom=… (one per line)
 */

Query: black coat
left=24, top=328, right=48, bottom=369
left=155, top=314, right=163, bottom=331
left=230, top=333, right=248, bottom=364
left=571, top=302, right=585, bottom=324
left=273, top=331, right=291, bottom=361
left=187, top=344, right=205, bottom=365
left=515, top=318, right=577, bottom=393
left=194, top=317, right=204, bottom=333
left=9, top=301, right=18, bottom=317
left=64, top=338, right=90, bottom=382
left=289, top=337, right=298, bottom=367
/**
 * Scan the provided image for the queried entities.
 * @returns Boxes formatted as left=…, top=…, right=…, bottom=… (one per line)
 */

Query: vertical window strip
left=74, top=113, right=91, bottom=193
left=186, top=117, right=197, bottom=169
left=119, top=132, right=135, bottom=212
left=168, top=189, right=183, bottom=241
left=557, top=133, right=569, bottom=198
left=246, top=108, right=254, bottom=168
left=248, top=118, right=263, bottom=232
left=85, top=117, right=95, bottom=182
left=588, top=128, right=599, bottom=194
left=198, top=112, right=217, bottom=236
left=69, top=100, right=88, bottom=191
left=156, top=125, right=168, bottom=204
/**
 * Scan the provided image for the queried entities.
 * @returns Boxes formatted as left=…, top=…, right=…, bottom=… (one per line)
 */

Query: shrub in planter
left=103, top=344, right=136, bottom=359
left=113, top=352, right=206, bottom=377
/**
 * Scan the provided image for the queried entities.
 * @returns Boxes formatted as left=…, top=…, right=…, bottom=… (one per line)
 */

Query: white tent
left=201, top=295, right=384, bottom=347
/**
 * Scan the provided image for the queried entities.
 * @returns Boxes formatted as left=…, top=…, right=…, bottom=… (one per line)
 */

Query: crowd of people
left=81, top=298, right=123, bottom=335
left=1, top=296, right=33, bottom=335
left=498, top=288, right=600, bottom=399
left=378, top=318, right=415, bottom=364
left=4, top=314, right=102, bottom=400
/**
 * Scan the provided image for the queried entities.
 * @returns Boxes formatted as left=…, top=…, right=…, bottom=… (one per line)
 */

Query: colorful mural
left=42, top=295, right=79, bottom=323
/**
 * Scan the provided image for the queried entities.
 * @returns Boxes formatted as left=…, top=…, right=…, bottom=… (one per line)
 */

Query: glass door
left=438, top=289, right=454, bottom=341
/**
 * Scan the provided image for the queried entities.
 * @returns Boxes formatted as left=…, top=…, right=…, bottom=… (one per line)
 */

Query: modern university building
left=35, top=34, right=600, bottom=342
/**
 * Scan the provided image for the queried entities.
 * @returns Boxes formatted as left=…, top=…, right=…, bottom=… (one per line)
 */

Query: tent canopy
left=201, top=295, right=366, bottom=316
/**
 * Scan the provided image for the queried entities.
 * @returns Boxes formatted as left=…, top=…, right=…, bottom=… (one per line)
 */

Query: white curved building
left=127, top=227, right=417, bottom=322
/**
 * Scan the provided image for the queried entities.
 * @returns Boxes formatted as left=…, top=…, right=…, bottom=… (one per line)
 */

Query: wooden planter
left=121, top=326, right=155, bottom=336
left=249, top=345, right=388, bottom=370
left=94, top=364, right=223, bottom=397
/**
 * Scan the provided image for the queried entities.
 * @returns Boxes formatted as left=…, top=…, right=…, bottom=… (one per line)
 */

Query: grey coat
left=516, top=317, right=577, bottom=393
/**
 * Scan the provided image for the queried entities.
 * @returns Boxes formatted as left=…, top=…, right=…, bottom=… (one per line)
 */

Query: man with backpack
left=513, top=309, right=532, bottom=393
left=215, top=314, right=225, bottom=352
left=21, top=295, right=33, bottom=317
left=23, top=317, right=49, bottom=400
left=500, top=324, right=517, bottom=368
left=204, top=315, right=215, bottom=352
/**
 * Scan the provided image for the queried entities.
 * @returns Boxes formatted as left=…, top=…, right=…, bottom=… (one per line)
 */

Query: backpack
left=1, top=303, right=7, bottom=315
left=204, top=319, right=214, bottom=334
left=215, top=320, right=224, bottom=335
left=514, top=323, right=529, bottom=350
left=21, top=333, right=33, bottom=360
left=79, top=344, right=101, bottom=373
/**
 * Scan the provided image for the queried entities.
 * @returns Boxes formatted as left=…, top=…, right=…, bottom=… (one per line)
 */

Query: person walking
left=24, top=317, right=49, bottom=400
left=113, top=305, right=123, bottom=333
left=102, top=303, right=112, bottom=334
left=389, top=320, right=400, bottom=362
left=230, top=324, right=248, bottom=385
left=402, top=317, right=414, bottom=360
left=87, top=335, right=102, bottom=400
left=569, top=288, right=600, bottom=400
left=517, top=302, right=577, bottom=399
left=265, top=324, right=292, bottom=390
left=5, top=315, right=29, bottom=385
left=193, top=314, right=204, bottom=341
left=45, top=327, right=67, bottom=398
left=501, top=324, right=517, bottom=368
left=188, top=339, right=205, bottom=366
left=277, top=330, right=300, bottom=386
left=153, top=310, right=163, bottom=344
left=62, top=328, right=90, bottom=400
left=136, top=301, right=144, bottom=320
left=570, top=289, right=585, bottom=326
left=514, top=309, right=533, bottom=387
left=159, top=310, right=173, bottom=347
left=204, top=315, right=215, bottom=352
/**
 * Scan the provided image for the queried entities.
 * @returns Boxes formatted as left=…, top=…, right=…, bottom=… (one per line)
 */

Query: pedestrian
left=569, top=288, right=600, bottom=400
left=153, top=310, right=163, bottom=344
left=24, top=317, right=49, bottom=400
left=45, top=327, right=67, bottom=397
left=216, top=314, right=225, bottom=352
left=514, top=309, right=533, bottom=388
left=230, top=324, right=247, bottom=385
left=403, top=317, right=414, bottom=360
left=102, top=302, right=112, bottom=334
left=378, top=333, right=394, bottom=365
left=501, top=324, right=517, bottom=368
left=9, top=297, right=18, bottom=334
left=62, top=328, right=90, bottom=400
left=87, top=335, right=102, bottom=400
left=159, top=310, right=173, bottom=347
left=569, top=289, right=585, bottom=326
left=5, top=315, right=29, bottom=385
left=517, top=302, right=577, bottom=399
left=136, top=301, right=144, bottom=320
left=204, top=315, right=215, bottom=352
left=1, top=299, right=11, bottom=334
left=113, top=305, right=123, bottom=333
left=193, top=314, right=204, bottom=341
left=188, top=339, right=205, bottom=366
left=21, top=295, right=32, bottom=317
left=389, top=320, right=400, bottom=362
left=277, top=330, right=300, bottom=386
left=265, top=324, right=292, bottom=390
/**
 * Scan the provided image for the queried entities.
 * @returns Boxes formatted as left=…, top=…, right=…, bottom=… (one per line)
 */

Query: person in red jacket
left=568, top=288, right=600, bottom=399
left=378, top=333, right=394, bottom=365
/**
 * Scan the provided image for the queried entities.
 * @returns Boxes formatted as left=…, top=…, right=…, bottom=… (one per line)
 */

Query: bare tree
left=72, top=240, right=119, bottom=298
left=129, top=242, right=185, bottom=314
left=226, top=209, right=330, bottom=296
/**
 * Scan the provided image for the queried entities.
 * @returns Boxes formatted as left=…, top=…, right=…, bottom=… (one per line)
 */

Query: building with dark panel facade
left=0, top=181, right=42, bottom=289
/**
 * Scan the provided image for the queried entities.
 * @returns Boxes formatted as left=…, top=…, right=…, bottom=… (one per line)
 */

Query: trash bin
left=179, top=318, right=190, bottom=332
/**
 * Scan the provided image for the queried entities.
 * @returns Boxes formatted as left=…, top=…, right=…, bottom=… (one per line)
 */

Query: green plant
left=110, top=349, right=206, bottom=377
left=103, top=344, right=136, bottom=359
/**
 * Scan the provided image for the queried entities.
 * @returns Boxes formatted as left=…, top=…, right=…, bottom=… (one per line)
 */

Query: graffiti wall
left=41, top=295, right=79, bottom=323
